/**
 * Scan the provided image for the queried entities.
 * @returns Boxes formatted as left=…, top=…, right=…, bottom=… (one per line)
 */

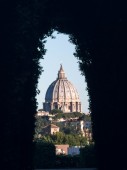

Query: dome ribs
left=43, top=65, right=81, bottom=112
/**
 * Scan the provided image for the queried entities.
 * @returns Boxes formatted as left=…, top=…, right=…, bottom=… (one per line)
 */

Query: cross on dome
left=60, top=64, right=64, bottom=71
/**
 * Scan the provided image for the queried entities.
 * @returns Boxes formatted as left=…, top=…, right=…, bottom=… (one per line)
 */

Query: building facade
left=55, top=144, right=69, bottom=155
left=40, top=124, right=59, bottom=135
left=68, top=146, right=85, bottom=155
left=43, top=65, right=81, bottom=113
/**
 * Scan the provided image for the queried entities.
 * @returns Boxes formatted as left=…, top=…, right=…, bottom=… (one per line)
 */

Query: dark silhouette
left=34, top=141, right=56, bottom=169
left=1, top=0, right=127, bottom=169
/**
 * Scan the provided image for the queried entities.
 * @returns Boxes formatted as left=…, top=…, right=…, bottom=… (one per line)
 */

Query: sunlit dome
left=43, top=65, right=81, bottom=113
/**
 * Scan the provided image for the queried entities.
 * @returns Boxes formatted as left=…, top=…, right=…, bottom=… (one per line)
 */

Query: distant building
left=84, top=128, right=92, bottom=142
left=55, top=145, right=85, bottom=155
left=55, top=144, right=69, bottom=155
left=68, top=146, right=85, bottom=155
left=84, top=121, right=91, bottom=129
left=43, top=65, right=81, bottom=113
left=37, top=110, right=49, bottom=116
left=40, top=124, right=59, bottom=135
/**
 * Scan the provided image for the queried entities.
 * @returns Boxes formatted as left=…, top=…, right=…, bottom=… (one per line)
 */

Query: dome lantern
left=58, top=64, right=66, bottom=79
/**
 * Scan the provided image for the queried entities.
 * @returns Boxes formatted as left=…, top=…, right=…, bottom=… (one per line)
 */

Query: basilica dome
left=43, top=65, right=81, bottom=113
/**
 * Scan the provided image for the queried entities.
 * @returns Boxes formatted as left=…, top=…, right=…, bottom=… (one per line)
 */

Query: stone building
left=55, top=144, right=69, bottom=155
left=43, top=65, right=81, bottom=113
left=40, top=124, right=59, bottom=135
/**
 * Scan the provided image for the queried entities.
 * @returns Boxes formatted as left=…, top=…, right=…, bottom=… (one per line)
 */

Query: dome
left=43, top=65, right=81, bottom=113
left=45, top=65, right=80, bottom=103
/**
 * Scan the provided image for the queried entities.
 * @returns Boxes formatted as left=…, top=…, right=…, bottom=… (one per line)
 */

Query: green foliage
left=55, top=121, right=82, bottom=135
left=34, top=141, right=56, bottom=169
left=34, top=116, right=50, bottom=139
left=51, top=109, right=63, bottom=114
left=34, top=115, right=91, bottom=136
left=79, top=114, right=91, bottom=121
left=53, top=112, right=82, bottom=120
left=37, top=132, right=87, bottom=146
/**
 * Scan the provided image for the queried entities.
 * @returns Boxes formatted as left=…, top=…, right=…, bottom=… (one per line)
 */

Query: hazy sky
left=36, top=31, right=89, bottom=113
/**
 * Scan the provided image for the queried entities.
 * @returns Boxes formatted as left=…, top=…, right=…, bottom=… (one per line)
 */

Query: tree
left=34, top=116, right=50, bottom=139
left=34, top=141, right=56, bottom=169
left=51, top=109, right=63, bottom=115
left=38, top=132, right=87, bottom=146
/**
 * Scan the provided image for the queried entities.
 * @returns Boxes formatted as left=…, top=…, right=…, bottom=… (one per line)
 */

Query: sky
left=36, top=31, right=89, bottom=113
